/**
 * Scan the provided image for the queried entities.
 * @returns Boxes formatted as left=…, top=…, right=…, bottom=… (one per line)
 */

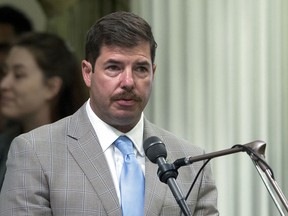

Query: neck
left=21, top=108, right=52, bottom=133
left=22, top=116, right=51, bottom=133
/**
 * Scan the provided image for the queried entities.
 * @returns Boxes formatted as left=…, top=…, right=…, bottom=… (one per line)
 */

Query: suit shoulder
left=20, top=104, right=89, bottom=141
left=144, top=120, right=205, bottom=156
left=23, top=115, right=72, bottom=140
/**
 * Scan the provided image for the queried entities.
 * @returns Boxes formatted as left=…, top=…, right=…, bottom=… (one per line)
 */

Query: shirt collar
left=85, top=99, right=145, bottom=156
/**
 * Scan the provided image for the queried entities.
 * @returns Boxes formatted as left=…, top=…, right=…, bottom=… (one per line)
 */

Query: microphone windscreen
left=143, top=136, right=167, bottom=163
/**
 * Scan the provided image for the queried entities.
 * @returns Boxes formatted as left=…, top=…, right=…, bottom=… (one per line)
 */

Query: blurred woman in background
left=0, top=5, right=34, bottom=133
left=0, top=32, right=87, bottom=189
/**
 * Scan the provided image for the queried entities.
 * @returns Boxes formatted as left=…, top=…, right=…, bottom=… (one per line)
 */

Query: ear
left=82, top=60, right=93, bottom=88
left=45, top=76, right=63, bottom=100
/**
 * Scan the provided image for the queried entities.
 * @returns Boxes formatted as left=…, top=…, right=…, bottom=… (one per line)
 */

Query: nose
left=0, top=72, right=12, bottom=90
left=120, top=68, right=135, bottom=90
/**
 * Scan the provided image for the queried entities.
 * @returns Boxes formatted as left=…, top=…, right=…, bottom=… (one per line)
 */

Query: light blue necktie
left=114, top=135, right=145, bottom=216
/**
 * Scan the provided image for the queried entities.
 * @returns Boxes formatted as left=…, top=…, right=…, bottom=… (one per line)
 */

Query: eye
left=107, top=65, right=121, bottom=71
left=13, top=69, right=27, bottom=80
left=135, top=66, right=148, bottom=73
left=134, top=65, right=150, bottom=78
left=105, top=64, right=122, bottom=77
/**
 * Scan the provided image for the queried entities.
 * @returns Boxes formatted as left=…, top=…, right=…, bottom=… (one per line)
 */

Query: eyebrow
left=104, top=59, right=151, bottom=67
left=104, top=59, right=122, bottom=65
left=3, top=64, right=27, bottom=74
left=10, top=64, right=26, bottom=71
left=135, top=60, right=151, bottom=66
left=13, top=64, right=25, bottom=68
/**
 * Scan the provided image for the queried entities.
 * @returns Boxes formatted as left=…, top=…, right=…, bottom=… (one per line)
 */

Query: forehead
left=99, top=43, right=152, bottom=62
left=7, top=46, right=35, bottom=64
left=4, top=46, right=43, bottom=75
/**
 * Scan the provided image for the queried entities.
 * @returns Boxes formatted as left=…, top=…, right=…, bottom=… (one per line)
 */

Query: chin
left=1, top=110, right=19, bottom=120
left=112, top=114, right=138, bottom=126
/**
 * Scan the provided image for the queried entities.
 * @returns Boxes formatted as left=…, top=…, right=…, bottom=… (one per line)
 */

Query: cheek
left=15, top=81, right=48, bottom=106
left=138, top=78, right=153, bottom=95
left=2, top=89, right=47, bottom=119
left=91, top=78, right=111, bottom=100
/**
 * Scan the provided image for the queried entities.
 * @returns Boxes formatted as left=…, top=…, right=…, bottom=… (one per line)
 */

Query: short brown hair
left=85, top=11, right=157, bottom=66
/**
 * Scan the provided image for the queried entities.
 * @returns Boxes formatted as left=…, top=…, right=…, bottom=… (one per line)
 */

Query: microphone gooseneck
left=173, top=140, right=267, bottom=169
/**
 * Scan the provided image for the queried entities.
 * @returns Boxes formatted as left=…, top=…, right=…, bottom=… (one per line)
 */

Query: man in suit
left=0, top=11, right=218, bottom=215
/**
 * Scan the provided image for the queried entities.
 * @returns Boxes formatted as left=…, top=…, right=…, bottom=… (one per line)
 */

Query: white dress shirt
left=85, top=99, right=145, bottom=201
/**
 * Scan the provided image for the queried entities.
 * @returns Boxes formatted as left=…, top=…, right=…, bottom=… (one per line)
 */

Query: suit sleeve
left=0, top=135, right=52, bottom=216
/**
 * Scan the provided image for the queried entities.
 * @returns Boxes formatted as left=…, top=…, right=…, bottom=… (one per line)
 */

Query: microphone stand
left=173, top=140, right=288, bottom=215
left=250, top=154, right=288, bottom=215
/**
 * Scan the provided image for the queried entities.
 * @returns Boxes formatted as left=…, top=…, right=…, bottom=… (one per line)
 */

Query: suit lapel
left=66, top=104, right=121, bottom=216
left=64, top=107, right=170, bottom=216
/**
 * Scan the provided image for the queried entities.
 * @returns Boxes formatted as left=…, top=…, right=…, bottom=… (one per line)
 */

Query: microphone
left=173, top=140, right=266, bottom=169
left=146, top=138, right=288, bottom=214
left=144, top=136, right=192, bottom=216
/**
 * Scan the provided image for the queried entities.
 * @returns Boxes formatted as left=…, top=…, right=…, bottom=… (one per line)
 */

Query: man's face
left=82, top=42, right=156, bottom=133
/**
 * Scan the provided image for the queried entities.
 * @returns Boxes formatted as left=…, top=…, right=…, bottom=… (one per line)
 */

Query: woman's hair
left=13, top=32, right=87, bottom=121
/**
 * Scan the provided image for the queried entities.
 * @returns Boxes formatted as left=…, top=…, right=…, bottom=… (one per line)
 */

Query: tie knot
left=114, top=135, right=134, bottom=156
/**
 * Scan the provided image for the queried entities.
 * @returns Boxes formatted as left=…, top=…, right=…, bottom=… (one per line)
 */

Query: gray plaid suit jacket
left=0, top=103, right=218, bottom=215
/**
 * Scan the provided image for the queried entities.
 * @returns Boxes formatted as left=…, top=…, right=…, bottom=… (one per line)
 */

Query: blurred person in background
left=0, top=5, right=33, bottom=43
left=0, top=5, right=34, bottom=132
left=0, top=32, right=87, bottom=190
